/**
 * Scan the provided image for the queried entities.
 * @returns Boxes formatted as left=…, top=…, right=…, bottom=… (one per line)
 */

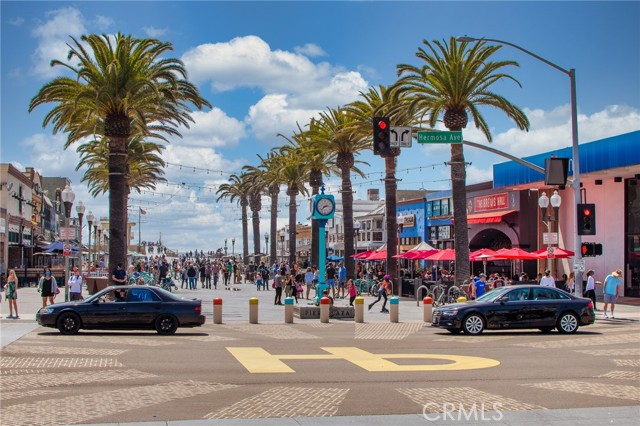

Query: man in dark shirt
left=112, top=264, right=127, bottom=285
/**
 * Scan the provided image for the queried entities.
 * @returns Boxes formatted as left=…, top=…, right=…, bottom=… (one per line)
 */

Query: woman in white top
left=566, top=272, right=575, bottom=294
left=68, top=267, right=84, bottom=301
left=584, top=269, right=597, bottom=310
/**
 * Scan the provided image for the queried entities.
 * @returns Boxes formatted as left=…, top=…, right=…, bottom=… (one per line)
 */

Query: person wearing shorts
left=337, top=261, right=347, bottom=299
left=602, top=269, right=623, bottom=319
left=326, top=263, right=336, bottom=297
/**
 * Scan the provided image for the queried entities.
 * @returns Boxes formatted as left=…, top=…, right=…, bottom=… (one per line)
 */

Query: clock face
left=317, top=198, right=334, bottom=215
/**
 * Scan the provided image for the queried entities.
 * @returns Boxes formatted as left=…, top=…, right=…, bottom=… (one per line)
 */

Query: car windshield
left=475, top=287, right=511, bottom=302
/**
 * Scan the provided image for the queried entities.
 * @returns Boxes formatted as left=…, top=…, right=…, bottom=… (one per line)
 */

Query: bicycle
left=427, top=282, right=449, bottom=307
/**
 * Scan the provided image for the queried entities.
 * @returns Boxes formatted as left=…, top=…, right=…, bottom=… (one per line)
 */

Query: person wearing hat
left=540, top=270, right=556, bottom=287
left=602, top=269, right=623, bottom=318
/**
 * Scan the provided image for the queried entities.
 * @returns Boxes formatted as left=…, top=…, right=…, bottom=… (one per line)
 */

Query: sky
left=1, top=1, right=639, bottom=254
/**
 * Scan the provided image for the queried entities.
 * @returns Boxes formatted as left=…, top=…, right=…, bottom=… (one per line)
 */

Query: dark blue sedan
left=36, top=285, right=205, bottom=335
left=431, top=285, right=595, bottom=335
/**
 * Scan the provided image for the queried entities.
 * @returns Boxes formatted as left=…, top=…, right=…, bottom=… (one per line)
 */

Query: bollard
left=389, top=297, right=399, bottom=323
left=213, top=297, right=223, bottom=324
left=423, top=296, right=433, bottom=323
left=320, top=297, right=331, bottom=323
left=249, top=297, right=259, bottom=324
left=354, top=297, right=364, bottom=323
left=284, top=297, right=294, bottom=323
left=457, top=296, right=467, bottom=303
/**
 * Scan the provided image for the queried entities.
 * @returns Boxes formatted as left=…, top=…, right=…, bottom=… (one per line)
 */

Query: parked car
left=36, top=285, right=205, bottom=335
left=431, top=285, right=595, bottom=335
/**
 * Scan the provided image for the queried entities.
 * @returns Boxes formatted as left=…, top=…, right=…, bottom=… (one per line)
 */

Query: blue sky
left=1, top=1, right=639, bottom=254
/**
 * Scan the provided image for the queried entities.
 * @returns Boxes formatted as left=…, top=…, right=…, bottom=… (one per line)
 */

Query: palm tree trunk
left=288, top=191, right=298, bottom=266
left=450, top=144, right=470, bottom=286
left=384, top=154, right=398, bottom=291
left=341, top=166, right=355, bottom=280
left=108, top=136, right=128, bottom=284
left=241, top=202, right=249, bottom=265
left=269, top=188, right=278, bottom=266
left=252, top=209, right=260, bottom=260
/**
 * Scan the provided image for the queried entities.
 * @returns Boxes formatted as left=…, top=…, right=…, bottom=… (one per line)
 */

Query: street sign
left=417, top=131, right=462, bottom=144
left=547, top=246, right=555, bottom=258
left=60, top=226, right=75, bottom=240
left=390, top=126, right=412, bottom=148
left=63, top=243, right=71, bottom=257
left=573, top=258, right=585, bottom=272
left=543, top=232, right=558, bottom=245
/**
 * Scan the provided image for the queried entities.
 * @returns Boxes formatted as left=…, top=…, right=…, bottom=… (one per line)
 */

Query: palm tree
left=346, top=85, right=417, bottom=285
left=29, top=33, right=210, bottom=281
left=312, top=108, right=369, bottom=279
left=75, top=135, right=167, bottom=196
left=242, top=164, right=267, bottom=262
left=394, top=37, right=529, bottom=286
left=216, top=173, right=250, bottom=264
left=273, top=147, right=308, bottom=267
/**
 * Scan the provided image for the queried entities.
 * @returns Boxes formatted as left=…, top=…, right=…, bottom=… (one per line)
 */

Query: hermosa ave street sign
left=417, top=131, right=462, bottom=144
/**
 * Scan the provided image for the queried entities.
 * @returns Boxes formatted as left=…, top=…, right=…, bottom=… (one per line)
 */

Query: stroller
left=159, top=277, right=178, bottom=292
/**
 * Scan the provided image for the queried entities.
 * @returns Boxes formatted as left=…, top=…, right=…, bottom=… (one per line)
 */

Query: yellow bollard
left=423, top=296, right=433, bottom=323
left=457, top=296, right=467, bottom=303
left=320, top=297, right=331, bottom=323
left=389, top=297, right=399, bottom=323
left=284, top=297, right=294, bottom=324
left=213, top=297, right=223, bottom=324
left=249, top=297, right=259, bottom=324
left=354, top=297, right=364, bottom=323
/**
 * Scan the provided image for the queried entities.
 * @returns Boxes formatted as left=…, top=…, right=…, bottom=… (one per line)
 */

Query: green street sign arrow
left=417, top=131, right=462, bottom=144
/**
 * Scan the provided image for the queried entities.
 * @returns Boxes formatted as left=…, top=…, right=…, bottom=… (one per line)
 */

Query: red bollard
left=423, top=297, right=433, bottom=323
left=213, top=297, right=223, bottom=324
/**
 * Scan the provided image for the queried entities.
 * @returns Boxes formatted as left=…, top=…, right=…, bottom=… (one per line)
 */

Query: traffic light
left=577, top=203, right=596, bottom=235
left=30, top=213, right=37, bottom=227
left=581, top=242, right=594, bottom=257
left=373, top=117, right=390, bottom=155
left=594, top=243, right=603, bottom=256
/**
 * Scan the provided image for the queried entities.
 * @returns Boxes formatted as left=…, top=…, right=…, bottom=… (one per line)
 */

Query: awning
left=466, top=210, right=517, bottom=225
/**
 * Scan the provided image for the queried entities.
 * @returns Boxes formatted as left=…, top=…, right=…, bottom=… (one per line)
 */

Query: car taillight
left=195, top=306, right=201, bottom=312
left=587, top=301, right=594, bottom=309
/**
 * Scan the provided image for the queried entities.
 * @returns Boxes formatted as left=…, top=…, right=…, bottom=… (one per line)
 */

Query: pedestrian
left=566, top=272, right=575, bottom=294
left=111, top=263, right=127, bottom=285
left=304, top=267, right=314, bottom=300
left=68, top=267, right=84, bottom=301
left=602, top=269, right=623, bottom=319
left=187, top=263, right=197, bottom=290
left=212, top=262, right=220, bottom=289
left=337, top=261, right=347, bottom=299
left=284, top=273, right=293, bottom=298
left=539, top=270, right=556, bottom=287
left=584, top=269, right=597, bottom=310
left=199, top=263, right=206, bottom=288
left=205, top=263, right=212, bottom=289
left=38, top=267, right=59, bottom=308
left=326, top=262, right=336, bottom=298
left=347, top=279, right=357, bottom=306
left=181, top=266, right=188, bottom=289
left=274, top=270, right=283, bottom=305
left=368, top=274, right=391, bottom=313
left=473, top=274, right=488, bottom=298
left=4, top=269, right=19, bottom=319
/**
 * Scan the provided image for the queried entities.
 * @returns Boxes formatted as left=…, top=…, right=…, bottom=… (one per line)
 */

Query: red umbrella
left=352, top=250, right=375, bottom=259
left=533, top=247, right=575, bottom=259
left=469, top=248, right=498, bottom=261
left=394, top=249, right=438, bottom=259
left=364, top=250, right=387, bottom=260
left=493, top=248, right=537, bottom=260
left=424, top=249, right=457, bottom=261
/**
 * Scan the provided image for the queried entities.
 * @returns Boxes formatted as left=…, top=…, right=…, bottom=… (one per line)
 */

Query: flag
left=140, top=208, right=147, bottom=215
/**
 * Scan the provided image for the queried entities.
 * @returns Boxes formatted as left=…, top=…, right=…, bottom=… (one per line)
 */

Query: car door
left=529, top=287, right=562, bottom=327
left=83, top=289, right=128, bottom=327
left=124, top=288, right=163, bottom=327
left=487, top=287, right=531, bottom=328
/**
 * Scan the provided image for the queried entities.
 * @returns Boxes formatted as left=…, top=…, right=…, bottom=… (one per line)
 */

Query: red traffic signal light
left=377, top=120, right=387, bottom=130
left=577, top=203, right=596, bottom=236
left=373, top=117, right=390, bottom=156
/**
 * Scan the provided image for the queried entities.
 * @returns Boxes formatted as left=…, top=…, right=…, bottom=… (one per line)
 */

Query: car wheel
left=57, top=312, right=81, bottom=335
left=462, top=313, right=485, bottom=335
left=539, top=327, right=554, bottom=333
left=447, top=329, right=462, bottom=334
left=557, top=312, right=579, bottom=334
left=155, top=314, right=178, bottom=335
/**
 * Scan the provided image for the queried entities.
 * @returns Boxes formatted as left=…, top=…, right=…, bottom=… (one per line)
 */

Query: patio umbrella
left=424, top=249, right=457, bottom=261
left=364, top=250, right=387, bottom=261
left=492, top=248, right=537, bottom=260
left=405, top=249, right=439, bottom=260
left=533, top=247, right=575, bottom=259
left=352, top=250, right=375, bottom=259
left=469, top=248, right=498, bottom=260
left=326, top=254, right=344, bottom=262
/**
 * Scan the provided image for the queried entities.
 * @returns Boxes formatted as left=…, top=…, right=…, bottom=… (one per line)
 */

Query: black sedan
left=431, top=285, right=595, bottom=335
left=36, top=285, right=205, bottom=335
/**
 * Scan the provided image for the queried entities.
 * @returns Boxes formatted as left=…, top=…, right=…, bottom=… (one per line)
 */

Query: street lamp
left=96, top=223, right=102, bottom=268
left=354, top=221, right=361, bottom=278
left=397, top=215, right=405, bottom=285
left=232, top=238, right=235, bottom=258
left=538, top=190, right=562, bottom=272
left=61, top=184, right=75, bottom=302
left=279, top=230, right=286, bottom=261
left=86, top=211, right=94, bottom=271
left=264, top=232, right=269, bottom=258
left=75, top=200, right=85, bottom=277
left=93, top=222, right=98, bottom=266
left=458, top=35, right=583, bottom=296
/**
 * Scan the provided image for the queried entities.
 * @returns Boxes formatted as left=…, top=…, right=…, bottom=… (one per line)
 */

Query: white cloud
left=92, top=15, right=113, bottom=31
left=245, top=94, right=321, bottom=141
left=30, top=7, right=87, bottom=78
left=294, top=43, right=326, bottom=57
left=143, top=26, right=168, bottom=38
left=177, top=108, right=247, bottom=148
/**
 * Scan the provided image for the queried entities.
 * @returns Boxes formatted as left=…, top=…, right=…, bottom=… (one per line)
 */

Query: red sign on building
left=474, top=193, right=509, bottom=212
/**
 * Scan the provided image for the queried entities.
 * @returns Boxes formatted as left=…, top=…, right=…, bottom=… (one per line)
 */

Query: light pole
left=96, top=223, right=102, bottom=268
left=93, top=222, right=98, bottom=266
left=280, top=230, right=286, bottom=262
left=458, top=36, right=583, bottom=295
left=354, top=220, right=361, bottom=278
left=538, top=190, right=562, bottom=272
left=232, top=238, right=235, bottom=259
left=86, top=211, right=94, bottom=272
left=75, top=200, right=85, bottom=278
left=224, top=239, right=228, bottom=256
left=264, top=232, right=269, bottom=259
left=61, top=184, right=75, bottom=302
left=397, top=215, right=405, bottom=286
